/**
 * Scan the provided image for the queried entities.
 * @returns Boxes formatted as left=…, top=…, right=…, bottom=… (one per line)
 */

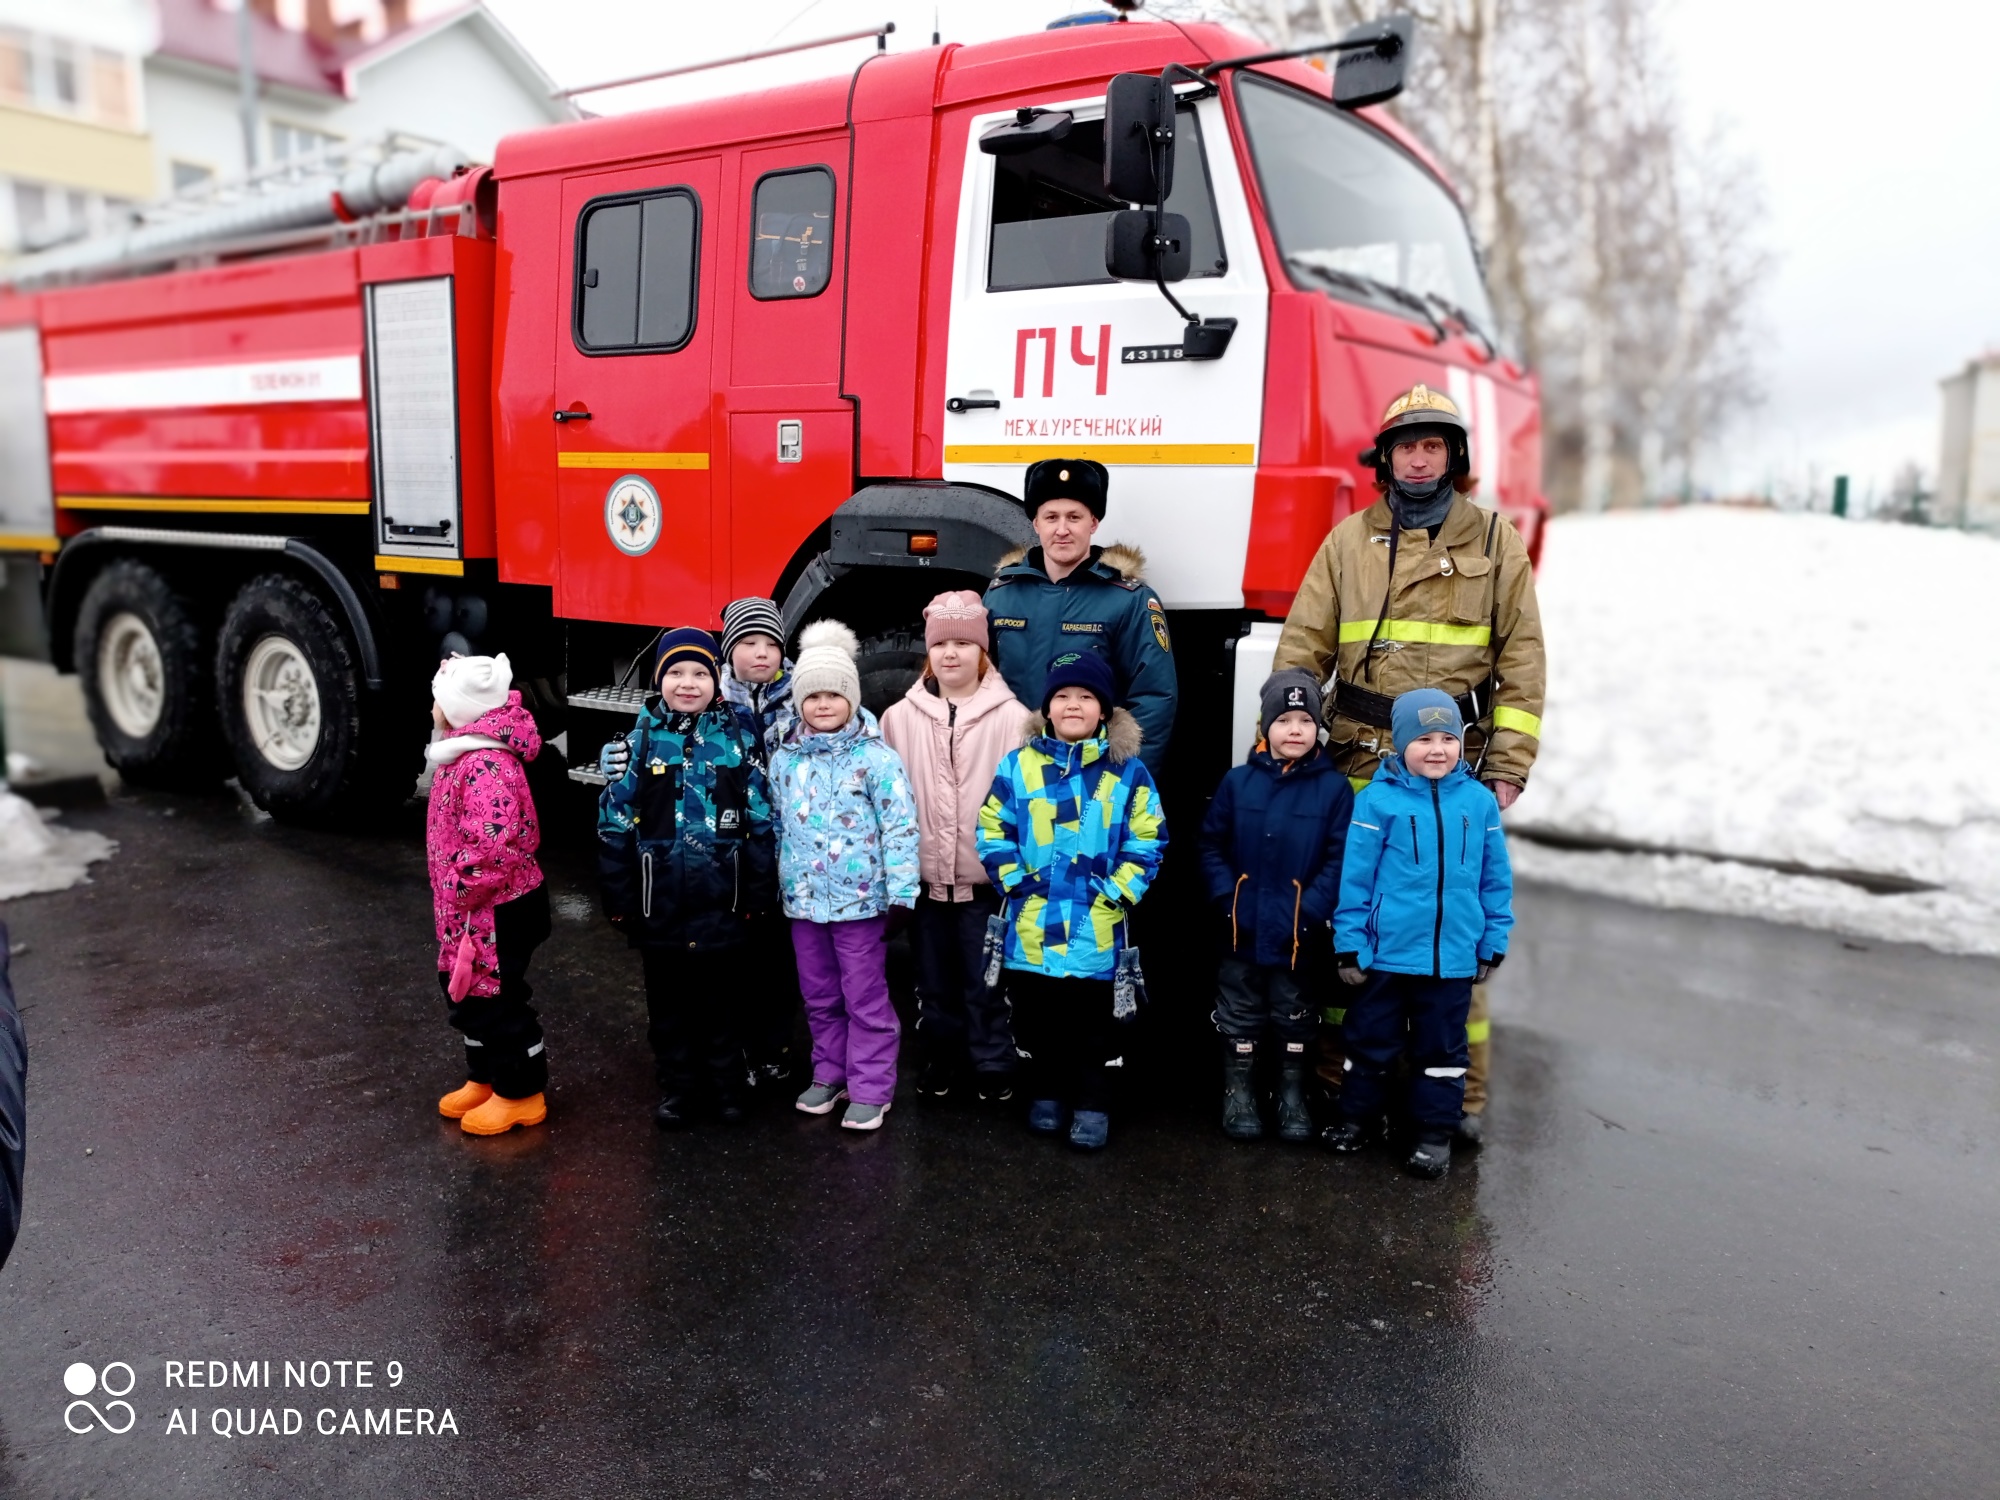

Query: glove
left=599, top=737, right=631, bottom=778
left=1335, top=951, right=1366, bottom=988
left=1476, top=952, right=1503, bottom=984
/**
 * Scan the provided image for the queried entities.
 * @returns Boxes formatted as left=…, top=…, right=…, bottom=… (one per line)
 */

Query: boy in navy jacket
left=1200, top=670, right=1353, bottom=1143
left=1325, top=688, right=1513, bottom=1178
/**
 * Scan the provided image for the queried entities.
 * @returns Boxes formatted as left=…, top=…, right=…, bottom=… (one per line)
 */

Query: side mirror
left=1105, top=209, right=1191, bottom=282
left=1332, top=15, right=1414, bottom=110
left=979, top=108, right=1074, bottom=156
left=1102, top=72, right=1174, bottom=205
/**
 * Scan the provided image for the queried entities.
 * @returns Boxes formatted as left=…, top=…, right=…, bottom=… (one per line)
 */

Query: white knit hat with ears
left=790, top=620, right=861, bottom=709
left=432, top=652, right=513, bottom=730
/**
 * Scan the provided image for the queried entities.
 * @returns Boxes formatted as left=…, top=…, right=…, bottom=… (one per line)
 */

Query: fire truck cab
left=0, top=16, right=1542, bottom=820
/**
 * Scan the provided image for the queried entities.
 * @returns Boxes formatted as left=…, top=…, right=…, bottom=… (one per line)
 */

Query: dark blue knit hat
left=654, top=626, right=720, bottom=691
left=1041, top=648, right=1116, bottom=715
left=1392, top=687, right=1463, bottom=751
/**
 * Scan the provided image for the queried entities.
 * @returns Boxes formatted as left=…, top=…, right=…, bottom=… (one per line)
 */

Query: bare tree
left=1159, top=0, right=1767, bottom=508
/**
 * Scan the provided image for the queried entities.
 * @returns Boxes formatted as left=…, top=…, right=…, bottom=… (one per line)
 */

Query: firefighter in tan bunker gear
left=1272, top=384, right=1545, bottom=1147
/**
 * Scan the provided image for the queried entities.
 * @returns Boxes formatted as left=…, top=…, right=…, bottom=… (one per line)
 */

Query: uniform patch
left=992, top=617, right=1028, bottom=630
left=1060, top=621, right=1104, bottom=634
left=1147, top=598, right=1172, bottom=652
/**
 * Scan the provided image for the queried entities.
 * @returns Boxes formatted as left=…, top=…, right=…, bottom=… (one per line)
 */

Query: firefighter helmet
left=1361, top=383, right=1471, bottom=478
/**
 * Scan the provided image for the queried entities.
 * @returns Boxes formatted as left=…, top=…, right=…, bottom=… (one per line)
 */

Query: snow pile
left=1510, top=508, right=2000, bottom=956
left=0, top=790, right=115, bottom=901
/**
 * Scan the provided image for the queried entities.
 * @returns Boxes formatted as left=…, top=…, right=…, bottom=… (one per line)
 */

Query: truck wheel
left=854, top=628, right=927, bottom=718
left=216, top=573, right=402, bottom=822
left=73, top=559, right=220, bottom=788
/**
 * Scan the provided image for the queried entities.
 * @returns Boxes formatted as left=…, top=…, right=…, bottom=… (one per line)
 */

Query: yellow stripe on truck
left=1492, top=705, right=1542, bottom=737
left=556, top=451, right=710, bottom=470
left=945, top=443, right=1255, bottom=466
left=57, top=496, right=369, bottom=515
left=1337, top=618, right=1493, bottom=647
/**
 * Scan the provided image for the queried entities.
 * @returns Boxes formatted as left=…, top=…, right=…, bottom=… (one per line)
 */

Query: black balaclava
left=1381, top=422, right=1460, bottom=530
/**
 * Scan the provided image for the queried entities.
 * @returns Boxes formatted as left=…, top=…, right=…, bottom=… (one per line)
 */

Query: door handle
left=553, top=408, right=593, bottom=423
left=946, top=395, right=1001, bottom=413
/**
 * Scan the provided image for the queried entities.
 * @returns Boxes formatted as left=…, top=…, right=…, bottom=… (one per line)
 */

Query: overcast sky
left=482, top=0, right=2000, bottom=507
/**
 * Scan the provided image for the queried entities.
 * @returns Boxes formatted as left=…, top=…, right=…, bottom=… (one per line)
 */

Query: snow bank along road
left=1510, top=507, right=2000, bottom=956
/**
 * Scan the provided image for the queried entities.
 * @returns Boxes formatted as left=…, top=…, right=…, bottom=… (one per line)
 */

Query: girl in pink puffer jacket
left=880, top=591, right=1027, bottom=1104
left=426, top=653, right=550, bottom=1137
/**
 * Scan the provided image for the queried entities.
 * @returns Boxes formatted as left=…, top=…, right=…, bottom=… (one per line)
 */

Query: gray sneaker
left=840, top=1100, right=889, bottom=1132
left=795, top=1081, right=847, bottom=1115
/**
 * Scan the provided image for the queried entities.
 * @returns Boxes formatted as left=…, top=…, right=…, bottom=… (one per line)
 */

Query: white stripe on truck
left=44, top=354, right=362, bottom=414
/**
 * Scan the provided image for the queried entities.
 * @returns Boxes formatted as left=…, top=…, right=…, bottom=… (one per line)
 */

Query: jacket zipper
left=1461, top=814, right=1469, bottom=864
left=731, top=845, right=741, bottom=912
left=1409, top=816, right=1420, bottom=861
left=1430, top=780, right=1446, bottom=977
left=641, top=849, right=654, bottom=919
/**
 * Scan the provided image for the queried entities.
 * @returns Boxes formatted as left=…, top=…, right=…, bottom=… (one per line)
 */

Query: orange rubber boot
left=460, top=1091, right=547, bottom=1136
left=438, top=1081, right=493, bottom=1119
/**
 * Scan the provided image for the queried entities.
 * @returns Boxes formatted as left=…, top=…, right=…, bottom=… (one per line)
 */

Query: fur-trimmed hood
left=994, top=543, right=1147, bottom=584
left=1020, top=705, right=1143, bottom=764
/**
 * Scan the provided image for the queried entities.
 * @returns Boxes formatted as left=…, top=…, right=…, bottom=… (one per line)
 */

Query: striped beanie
left=720, top=596, right=786, bottom=663
left=653, top=627, right=720, bottom=689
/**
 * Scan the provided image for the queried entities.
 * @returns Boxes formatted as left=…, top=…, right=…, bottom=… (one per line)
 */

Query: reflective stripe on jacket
left=1272, top=495, right=1545, bottom=788
left=975, top=708, right=1167, bottom=980
left=1334, top=756, right=1513, bottom=979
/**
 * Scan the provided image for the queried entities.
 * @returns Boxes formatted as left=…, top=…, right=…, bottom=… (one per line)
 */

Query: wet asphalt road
left=0, top=785, right=1994, bottom=1499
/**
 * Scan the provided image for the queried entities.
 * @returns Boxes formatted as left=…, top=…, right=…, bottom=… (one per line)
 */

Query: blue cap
left=1041, top=649, right=1116, bottom=715
left=1392, top=687, right=1463, bottom=751
left=654, top=626, right=720, bottom=691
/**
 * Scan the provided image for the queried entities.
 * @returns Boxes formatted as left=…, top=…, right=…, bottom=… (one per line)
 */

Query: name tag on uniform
left=992, top=617, right=1028, bottom=630
left=1060, top=621, right=1104, bottom=635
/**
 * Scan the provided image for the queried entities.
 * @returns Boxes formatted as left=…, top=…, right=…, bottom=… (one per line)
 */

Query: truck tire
left=215, top=573, right=403, bottom=823
left=854, top=628, right=927, bottom=718
left=72, top=559, right=221, bottom=788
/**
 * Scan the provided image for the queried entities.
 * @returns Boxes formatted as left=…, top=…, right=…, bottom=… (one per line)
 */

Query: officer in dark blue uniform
left=983, top=459, right=1177, bottom=769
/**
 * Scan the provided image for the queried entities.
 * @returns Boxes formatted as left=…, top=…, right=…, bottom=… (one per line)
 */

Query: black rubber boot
left=1320, top=1119, right=1367, bottom=1153
left=1276, top=1053, right=1313, bottom=1144
left=1405, top=1134, right=1452, bottom=1179
left=1221, top=1047, right=1263, bottom=1141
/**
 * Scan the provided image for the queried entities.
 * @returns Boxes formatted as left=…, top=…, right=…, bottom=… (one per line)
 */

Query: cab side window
left=988, top=107, right=1226, bottom=292
left=574, top=188, right=699, bottom=353
left=749, top=167, right=835, bottom=299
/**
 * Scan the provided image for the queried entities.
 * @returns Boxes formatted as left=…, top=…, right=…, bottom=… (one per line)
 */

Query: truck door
left=721, top=144, right=854, bottom=600
left=553, top=158, right=721, bottom=626
left=939, top=92, right=1269, bottom=612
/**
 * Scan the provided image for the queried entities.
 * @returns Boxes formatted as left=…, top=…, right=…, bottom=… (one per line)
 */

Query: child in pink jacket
left=880, top=590, right=1026, bottom=1104
left=426, top=653, right=550, bottom=1137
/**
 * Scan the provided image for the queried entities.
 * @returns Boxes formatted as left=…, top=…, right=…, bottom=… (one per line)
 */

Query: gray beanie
left=791, top=619, right=862, bottom=709
left=1260, top=668, right=1324, bottom=737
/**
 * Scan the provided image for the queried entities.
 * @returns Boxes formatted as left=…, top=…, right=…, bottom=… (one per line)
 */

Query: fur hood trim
left=994, top=543, right=1147, bottom=583
left=1020, top=706, right=1143, bottom=763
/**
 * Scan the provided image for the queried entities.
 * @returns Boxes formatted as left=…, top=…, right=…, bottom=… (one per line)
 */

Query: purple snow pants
left=790, top=916, right=900, bottom=1106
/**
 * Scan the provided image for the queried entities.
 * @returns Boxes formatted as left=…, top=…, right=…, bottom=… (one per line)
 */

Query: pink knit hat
left=923, top=589, right=989, bottom=651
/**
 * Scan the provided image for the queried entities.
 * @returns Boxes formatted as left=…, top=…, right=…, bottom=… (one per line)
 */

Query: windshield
left=1235, top=74, right=1497, bottom=339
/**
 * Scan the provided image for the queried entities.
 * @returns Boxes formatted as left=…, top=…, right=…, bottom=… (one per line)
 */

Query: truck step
left=567, top=684, right=649, bottom=715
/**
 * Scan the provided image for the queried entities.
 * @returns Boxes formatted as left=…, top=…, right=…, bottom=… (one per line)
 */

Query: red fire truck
left=0, top=14, right=1542, bottom=821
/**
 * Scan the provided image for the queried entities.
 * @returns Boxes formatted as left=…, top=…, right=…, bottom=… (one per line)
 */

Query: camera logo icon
left=63, top=1362, right=136, bottom=1434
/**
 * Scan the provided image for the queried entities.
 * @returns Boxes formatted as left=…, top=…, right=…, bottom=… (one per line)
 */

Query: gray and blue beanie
left=1391, top=687, right=1463, bottom=751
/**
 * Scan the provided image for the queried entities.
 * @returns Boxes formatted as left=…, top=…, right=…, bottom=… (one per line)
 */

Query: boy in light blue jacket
left=1324, top=688, right=1513, bottom=1179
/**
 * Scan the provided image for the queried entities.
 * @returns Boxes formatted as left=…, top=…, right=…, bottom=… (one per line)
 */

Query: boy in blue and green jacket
left=599, top=628, right=777, bottom=1129
left=976, top=650, right=1167, bottom=1152
left=1325, top=687, right=1512, bottom=1180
